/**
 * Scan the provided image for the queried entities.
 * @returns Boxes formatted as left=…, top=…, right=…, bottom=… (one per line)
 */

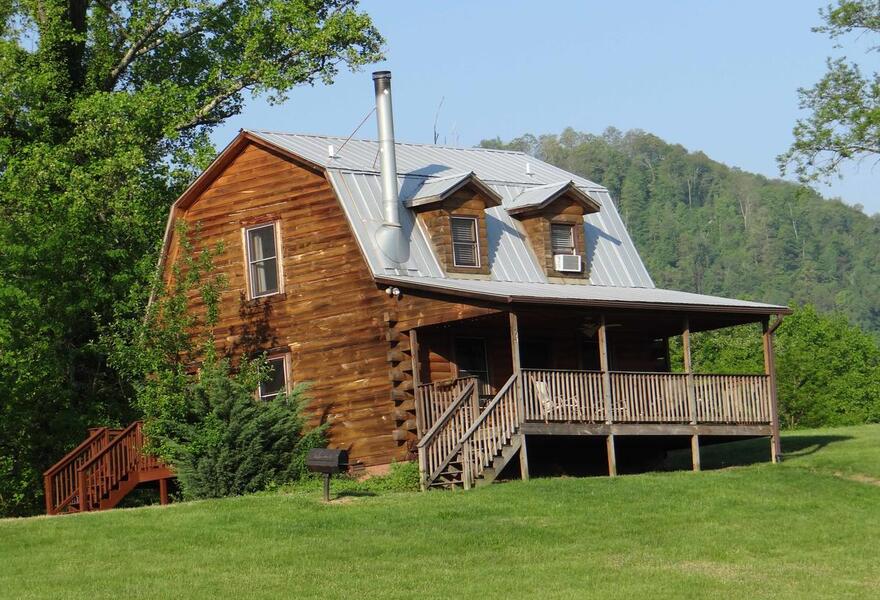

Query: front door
left=521, top=338, right=553, bottom=370
left=453, top=337, right=491, bottom=401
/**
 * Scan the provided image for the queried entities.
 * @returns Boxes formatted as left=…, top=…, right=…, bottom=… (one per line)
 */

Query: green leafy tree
left=778, top=0, right=880, bottom=182
left=0, top=0, right=382, bottom=516
left=775, top=305, right=880, bottom=428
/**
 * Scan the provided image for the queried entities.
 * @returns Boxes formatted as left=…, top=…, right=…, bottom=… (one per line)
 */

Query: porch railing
left=609, top=372, right=691, bottom=423
left=522, top=369, right=606, bottom=422
left=420, top=369, right=772, bottom=431
left=416, top=381, right=479, bottom=488
left=43, top=427, right=117, bottom=515
left=694, top=374, right=771, bottom=424
left=416, top=377, right=478, bottom=432
left=460, top=374, right=520, bottom=489
left=78, top=421, right=145, bottom=512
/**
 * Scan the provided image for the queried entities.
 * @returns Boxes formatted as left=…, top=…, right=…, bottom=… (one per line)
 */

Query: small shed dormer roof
left=401, top=172, right=503, bottom=208
left=506, top=181, right=601, bottom=215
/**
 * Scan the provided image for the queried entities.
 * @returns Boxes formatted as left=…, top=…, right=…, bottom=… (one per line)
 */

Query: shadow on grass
left=667, top=434, right=852, bottom=471
left=335, top=490, right=377, bottom=499
left=782, top=435, right=852, bottom=459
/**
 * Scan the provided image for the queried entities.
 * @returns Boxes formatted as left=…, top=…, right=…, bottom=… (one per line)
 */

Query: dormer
left=508, top=181, right=601, bottom=282
left=404, top=172, right=503, bottom=277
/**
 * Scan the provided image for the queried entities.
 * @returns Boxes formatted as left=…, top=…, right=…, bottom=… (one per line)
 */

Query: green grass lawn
left=2, top=426, right=879, bottom=599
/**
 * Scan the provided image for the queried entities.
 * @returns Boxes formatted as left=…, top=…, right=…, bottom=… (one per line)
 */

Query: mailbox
left=306, top=448, right=348, bottom=501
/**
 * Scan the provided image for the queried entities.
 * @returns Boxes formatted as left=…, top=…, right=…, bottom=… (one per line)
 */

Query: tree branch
left=102, top=5, right=177, bottom=91
left=175, top=55, right=338, bottom=132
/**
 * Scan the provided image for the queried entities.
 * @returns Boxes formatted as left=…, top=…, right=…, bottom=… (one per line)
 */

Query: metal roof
left=507, top=181, right=600, bottom=214
left=237, top=131, right=785, bottom=313
left=375, top=276, right=790, bottom=314
left=401, top=172, right=503, bottom=208
left=249, top=130, right=609, bottom=189
left=218, top=130, right=789, bottom=314
left=248, top=130, right=655, bottom=289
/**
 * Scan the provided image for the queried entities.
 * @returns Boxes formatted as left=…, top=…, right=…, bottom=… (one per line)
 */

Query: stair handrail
left=417, top=379, right=477, bottom=450
left=43, top=427, right=111, bottom=515
left=416, top=380, right=478, bottom=489
left=455, top=373, right=520, bottom=487
left=77, top=421, right=143, bottom=512
left=421, top=373, right=521, bottom=489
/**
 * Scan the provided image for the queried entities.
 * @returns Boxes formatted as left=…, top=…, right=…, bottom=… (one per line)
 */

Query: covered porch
left=411, top=305, right=784, bottom=488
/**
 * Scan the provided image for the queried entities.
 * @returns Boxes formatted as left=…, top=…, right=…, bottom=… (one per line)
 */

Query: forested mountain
left=481, top=129, right=880, bottom=336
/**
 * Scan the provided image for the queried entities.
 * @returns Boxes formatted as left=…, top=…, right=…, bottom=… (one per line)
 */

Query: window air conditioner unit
left=554, top=254, right=582, bottom=273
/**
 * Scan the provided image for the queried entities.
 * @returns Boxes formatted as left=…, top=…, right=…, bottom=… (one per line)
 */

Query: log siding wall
left=164, top=143, right=500, bottom=468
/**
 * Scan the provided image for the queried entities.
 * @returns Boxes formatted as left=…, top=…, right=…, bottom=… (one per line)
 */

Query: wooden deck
left=419, top=370, right=772, bottom=428
left=416, top=367, right=775, bottom=489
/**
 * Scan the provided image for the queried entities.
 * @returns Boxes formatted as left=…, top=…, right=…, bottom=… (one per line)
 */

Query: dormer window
left=508, top=182, right=600, bottom=280
left=551, top=223, right=576, bottom=256
left=451, top=216, right=480, bottom=268
left=405, top=172, right=500, bottom=276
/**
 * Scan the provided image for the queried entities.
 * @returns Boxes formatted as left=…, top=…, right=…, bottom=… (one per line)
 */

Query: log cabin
left=154, top=71, right=790, bottom=490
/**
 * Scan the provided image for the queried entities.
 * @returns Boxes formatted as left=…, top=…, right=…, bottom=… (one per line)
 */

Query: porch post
left=598, top=314, right=616, bottom=476
left=762, top=317, right=783, bottom=463
left=598, top=315, right=613, bottom=424
left=509, top=311, right=529, bottom=481
left=691, top=435, right=701, bottom=472
left=606, top=434, right=617, bottom=477
left=683, top=317, right=697, bottom=425
left=410, top=328, right=424, bottom=437
left=159, top=478, right=170, bottom=505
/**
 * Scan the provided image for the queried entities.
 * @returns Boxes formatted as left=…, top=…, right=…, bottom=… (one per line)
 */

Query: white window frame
left=243, top=222, right=284, bottom=299
left=550, top=222, right=576, bottom=256
left=258, top=354, right=291, bottom=401
left=450, top=216, right=480, bottom=268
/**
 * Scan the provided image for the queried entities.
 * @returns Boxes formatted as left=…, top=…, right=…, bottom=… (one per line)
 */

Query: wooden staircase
left=418, top=374, right=525, bottom=490
left=43, top=421, right=174, bottom=515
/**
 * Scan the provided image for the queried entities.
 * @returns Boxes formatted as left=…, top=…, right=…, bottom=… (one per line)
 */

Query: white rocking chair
left=533, top=380, right=585, bottom=423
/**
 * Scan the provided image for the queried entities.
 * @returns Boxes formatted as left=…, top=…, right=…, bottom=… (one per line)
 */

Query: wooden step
left=475, top=434, right=523, bottom=488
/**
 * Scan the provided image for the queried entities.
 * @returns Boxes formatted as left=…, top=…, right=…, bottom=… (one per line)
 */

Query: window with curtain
left=451, top=216, right=479, bottom=267
left=550, top=223, right=576, bottom=255
left=246, top=223, right=280, bottom=297
left=259, top=356, right=288, bottom=400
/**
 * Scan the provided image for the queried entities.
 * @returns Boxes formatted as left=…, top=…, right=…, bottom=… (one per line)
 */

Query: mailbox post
left=306, top=448, right=349, bottom=502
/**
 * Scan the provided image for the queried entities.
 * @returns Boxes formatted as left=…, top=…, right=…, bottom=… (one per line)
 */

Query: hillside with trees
left=481, top=128, right=880, bottom=336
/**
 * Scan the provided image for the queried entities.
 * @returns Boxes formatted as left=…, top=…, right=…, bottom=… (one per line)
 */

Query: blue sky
left=213, top=1, right=879, bottom=214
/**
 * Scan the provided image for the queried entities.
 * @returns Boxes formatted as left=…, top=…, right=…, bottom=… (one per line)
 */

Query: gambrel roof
left=248, top=130, right=653, bottom=288
left=159, top=130, right=789, bottom=315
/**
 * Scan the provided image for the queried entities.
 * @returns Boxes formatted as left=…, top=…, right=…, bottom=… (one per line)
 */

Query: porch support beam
left=509, top=311, right=529, bottom=481
left=691, top=434, right=701, bottom=472
left=598, top=314, right=613, bottom=426
left=519, top=436, right=530, bottom=482
left=523, top=422, right=772, bottom=437
left=683, top=317, right=697, bottom=425
left=606, top=434, right=617, bottom=477
left=762, top=317, right=783, bottom=463
left=159, top=478, right=169, bottom=505
left=410, top=328, right=424, bottom=437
